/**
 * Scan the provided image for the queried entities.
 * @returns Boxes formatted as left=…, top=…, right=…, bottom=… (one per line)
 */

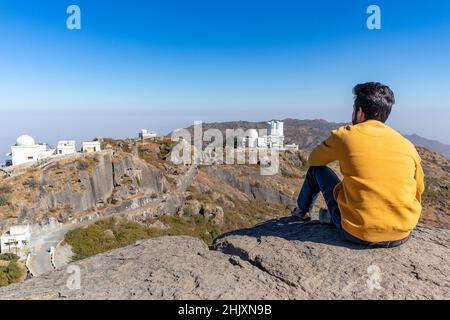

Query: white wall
left=277, top=121, right=284, bottom=137
left=11, top=145, right=40, bottom=166
left=0, top=229, right=31, bottom=253
left=82, top=142, right=101, bottom=153
left=267, top=120, right=284, bottom=137
left=56, top=141, right=77, bottom=155
left=56, top=146, right=76, bottom=155
left=10, top=225, right=30, bottom=235
left=11, top=144, right=51, bottom=166
left=139, top=132, right=157, bottom=139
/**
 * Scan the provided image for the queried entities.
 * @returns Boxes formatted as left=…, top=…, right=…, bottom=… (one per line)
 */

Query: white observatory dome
left=16, top=134, right=36, bottom=146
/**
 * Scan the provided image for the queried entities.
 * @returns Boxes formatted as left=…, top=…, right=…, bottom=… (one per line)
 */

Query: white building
left=139, top=129, right=157, bottom=140
left=8, top=135, right=54, bottom=166
left=238, top=120, right=285, bottom=149
left=0, top=225, right=31, bottom=253
left=257, top=136, right=267, bottom=148
left=268, top=120, right=284, bottom=136
left=266, top=120, right=284, bottom=149
left=82, top=141, right=101, bottom=153
left=246, top=129, right=259, bottom=148
left=56, top=140, right=77, bottom=155
left=285, top=143, right=299, bottom=150
left=239, top=129, right=259, bottom=148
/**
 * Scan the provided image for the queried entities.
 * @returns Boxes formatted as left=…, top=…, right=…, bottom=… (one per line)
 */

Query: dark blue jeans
left=297, top=166, right=409, bottom=248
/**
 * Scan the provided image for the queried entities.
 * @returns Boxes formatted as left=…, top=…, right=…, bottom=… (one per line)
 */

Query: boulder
left=213, top=218, right=450, bottom=299
left=179, top=200, right=202, bottom=217
left=201, top=204, right=225, bottom=225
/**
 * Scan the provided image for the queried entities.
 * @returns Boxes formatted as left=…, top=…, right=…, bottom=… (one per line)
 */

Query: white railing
left=25, top=252, right=35, bottom=277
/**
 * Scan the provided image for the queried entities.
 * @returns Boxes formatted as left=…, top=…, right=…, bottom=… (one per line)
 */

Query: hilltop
left=0, top=221, right=448, bottom=299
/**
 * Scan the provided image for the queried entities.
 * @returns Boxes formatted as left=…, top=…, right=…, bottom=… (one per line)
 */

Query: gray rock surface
left=213, top=218, right=450, bottom=299
left=0, top=236, right=290, bottom=300
left=17, top=153, right=167, bottom=225
left=0, top=218, right=448, bottom=300
left=202, top=166, right=295, bottom=206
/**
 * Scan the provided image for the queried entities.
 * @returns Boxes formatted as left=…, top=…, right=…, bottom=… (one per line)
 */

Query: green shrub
left=65, top=214, right=225, bottom=260
left=182, top=206, right=195, bottom=216
left=65, top=200, right=289, bottom=261
left=0, top=260, right=22, bottom=287
left=0, top=253, right=19, bottom=261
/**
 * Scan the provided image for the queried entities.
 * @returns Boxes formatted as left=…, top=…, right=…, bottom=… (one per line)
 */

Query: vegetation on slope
left=65, top=199, right=289, bottom=261
left=65, top=215, right=221, bottom=260
left=0, top=253, right=23, bottom=287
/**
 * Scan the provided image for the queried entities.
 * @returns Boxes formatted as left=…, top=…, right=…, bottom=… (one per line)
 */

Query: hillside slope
left=405, top=134, right=450, bottom=160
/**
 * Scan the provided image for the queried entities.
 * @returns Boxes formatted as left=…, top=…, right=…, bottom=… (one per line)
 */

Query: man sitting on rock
left=291, top=82, right=424, bottom=248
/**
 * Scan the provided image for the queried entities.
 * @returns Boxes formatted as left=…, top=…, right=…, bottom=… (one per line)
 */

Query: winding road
left=28, top=228, right=67, bottom=276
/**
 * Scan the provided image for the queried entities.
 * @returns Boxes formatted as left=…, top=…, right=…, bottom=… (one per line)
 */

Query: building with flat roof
left=237, top=120, right=285, bottom=150
left=139, top=129, right=157, bottom=140
left=0, top=225, right=31, bottom=253
left=82, top=141, right=101, bottom=153
left=266, top=120, right=284, bottom=149
left=56, top=140, right=77, bottom=155
left=285, top=143, right=299, bottom=150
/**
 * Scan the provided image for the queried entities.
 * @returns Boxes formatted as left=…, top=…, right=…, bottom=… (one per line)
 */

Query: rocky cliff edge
left=0, top=218, right=448, bottom=299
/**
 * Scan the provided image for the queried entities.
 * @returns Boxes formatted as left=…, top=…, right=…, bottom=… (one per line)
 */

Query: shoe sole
left=292, top=214, right=311, bottom=222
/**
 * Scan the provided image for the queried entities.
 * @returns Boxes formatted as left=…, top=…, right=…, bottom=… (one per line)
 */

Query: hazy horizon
left=1, top=0, right=450, bottom=159
left=2, top=112, right=449, bottom=162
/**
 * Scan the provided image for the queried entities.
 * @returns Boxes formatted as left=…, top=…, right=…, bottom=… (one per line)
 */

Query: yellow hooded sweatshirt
left=307, top=120, right=424, bottom=242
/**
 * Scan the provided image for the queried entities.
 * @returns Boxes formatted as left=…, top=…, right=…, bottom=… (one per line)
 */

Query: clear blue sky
left=1, top=0, right=450, bottom=157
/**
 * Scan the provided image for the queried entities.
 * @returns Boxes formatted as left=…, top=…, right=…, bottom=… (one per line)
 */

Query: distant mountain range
left=403, top=134, right=450, bottom=160
left=182, top=118, right=450, bottom=159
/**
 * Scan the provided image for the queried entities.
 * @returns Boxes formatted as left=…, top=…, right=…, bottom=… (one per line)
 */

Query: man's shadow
left=214, top=216, right=370, bottom=250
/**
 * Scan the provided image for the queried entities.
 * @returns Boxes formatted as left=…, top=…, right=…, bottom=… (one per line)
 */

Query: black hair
left=353, top=82, right=395, bottom=123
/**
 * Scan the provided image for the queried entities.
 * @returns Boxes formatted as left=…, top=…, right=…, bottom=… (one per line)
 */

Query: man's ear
left=358, top=108, right=366, bottom=122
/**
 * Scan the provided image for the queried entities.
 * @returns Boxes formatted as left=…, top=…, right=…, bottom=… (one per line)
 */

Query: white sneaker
left=291, top=207, right=311, bottom=222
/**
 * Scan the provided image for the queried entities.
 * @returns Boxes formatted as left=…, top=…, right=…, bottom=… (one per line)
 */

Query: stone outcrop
left=36, top=154, right=114, bottom=218
left=1, top=218, right=448, bottom=300
left=213, top=218, right=450, bottom=299
left=0, top=236, right=289, bottom=300
left=13, top=152, right=167, bottom=225
left=201, top=166, right=296, bottom=206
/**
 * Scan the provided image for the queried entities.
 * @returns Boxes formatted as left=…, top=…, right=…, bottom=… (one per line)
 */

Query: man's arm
left=307, top=130, right=341, bottom=167
left=414, top=156, right=425, bottom=204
